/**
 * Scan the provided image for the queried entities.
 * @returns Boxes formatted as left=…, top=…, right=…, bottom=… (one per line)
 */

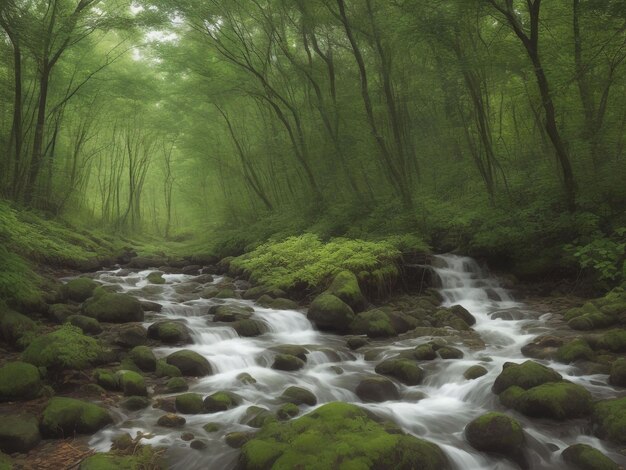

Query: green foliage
left=565, top=229, right=626, bottom=282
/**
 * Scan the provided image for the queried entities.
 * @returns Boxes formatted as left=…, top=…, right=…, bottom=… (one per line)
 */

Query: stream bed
left=88, top=254, right=626, bottom=469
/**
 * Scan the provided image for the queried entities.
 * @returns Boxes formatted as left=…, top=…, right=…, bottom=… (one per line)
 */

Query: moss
left=147, top=272, right=165, bottom=285
left=0, top=306, right=37, bottom=348
left=243, top=407, right=276, bottom=428
left=79, top=446, right=165, bottom=470
left=0, top=413, right=41, bottom=454
left=238, top=402, right=448, bottom=470
left=175, top=393, right=205, bottom=414
left=349, top=309, right=395, bottom=338
left=148, top=321, right=191, bottom=344
left=597, top=329, right=626, bottom=352
left=355, top=376, right=400, bottom=402
left=22, top=325, right=103, bottom=370
left=41, top=397, right=112, bottom=437
left=157, top=414, right=185, bottom=428
left=437, top=346, right=464, bottom=359
left=233, top=319, right=267, bottom=337
left=120, top=396, right=151, bottom=411
left=561, top=443, right=620, bottom=470
left=326, top=270, right=366, bottom=312
left=568, top=310, right=614, bottom=330
left=166, top=350, right=212, bottom=377
left=271, top=354, right=305, bottom=371
left=166, top=377, right=188, bottom=393
left=203, top=422, right=221, bottom=433
left=609, top=358, right=626, bottom=387
left=556, top=339, right=594, bottom=364
left=505, top=382, right=593, bottom=420
left=464, top=412, right=524, bottom=462
left=280, top=386, right=317, bottom=406
left=204, top=391, right=240, bottom=412
left=0, top=361, right=42, bottom=402
left=82, top=293, right=143, bottom=323
left=116, top=370, right=147, bottom=397
left=0, top=452, right=12, bottom=470
left=63, top=278, right=98, bottom=302
left=66, top=315, right=102, bottom=335
left=94, top=369, right=117, bottom=390
left=48, top=303, right=77, bottom=323
left=414, top=344, right=437, bottom=360
left=277, top=403, right=300, bottom=421
left=155, top=359, right=182, bottom=378
left=464, top=365, right=488, bottom=380
left=307, top=294, right=355, bottom=333
left=592, top=397, right=626, bottom=444
left=492, top=361, right=562, bottom=394
left=129, top=346, right=156, bottom=372
left=375, top=358, right=424, bottom=386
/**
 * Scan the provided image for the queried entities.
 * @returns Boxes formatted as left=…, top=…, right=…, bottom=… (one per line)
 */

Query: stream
left=88, top=254, right=626, bottom=469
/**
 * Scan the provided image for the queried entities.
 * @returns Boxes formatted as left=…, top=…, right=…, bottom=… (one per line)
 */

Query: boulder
left=63, top=278, right=99, bottom=302
left=257, top=295, right=298, bottom=310
left=308, top=294, right=355, bottom=333
left=356, top=376, right=400, bottom=402
left=280, top=386, right=317, bottom=406
left=0, top=361, right=42, bottom=402
left=120, top=396, right=151, bottom=411
left=592, top=397, right=626, bottom=444
left=166, top=350, right=212, bottom=377
left=41, top=397, right=112, bottom=437
left=140, top=300, right=162, bottom=312
left=556, top=339, right=594, bottom=364
left=561, top=444, right=620, bottom=470
left=271, top=354, right=305, bottom=371
left=0, top=308, right=36, bottom=347
left=233, top=319, right=267, bottom=337
left=238, top=402, right=449, bottom=470
left=375, top=358, right=424, bottom=386
left=127, top=256, right=167, bottom=269
left=115, top=324, right=147, bottom=347
left=155, top=359, right=182, bottom=378
left=492, top=361, right=562, bottom=394
left=83, top=293, right=143, bottom=323
left=204, top=391, right=240, bottom=413
left=437, top=346, right=464, bottom=359
left=210, top=304, right=254, bottom=322
left=242, top=406, right=275, bottom=428
left=147, top=272, right=165, bottom=285
left=175, top=393, right=205, bottom=414
left=349, top=309, right=395, bottom=338
left=464, top=365, right=488, bottom=380
left=326, top=271, right=367, bottom=313
left=0, top=413, right=41, bottom=454
left=166, top=377, right=188, bottom=393
left=116, top=370, right=147, bottom=397
left=129, top=346, right=157, bottom=372
left=268, top=345, right=308, bottom=361
left=413, top=344, right=437, bottom=361
left=597, top=329, right=626, bottom=352
left=449, top=305, right=476, bottom=326
left=157, top=413, right=186, bottom=428
left=500, top=382, right=592, bottom=420
left=347, top=337, right=368, bottom=350
left=609, top=358, right=626, bottom=387
left=225, top=432, right=253, bottom=449
left=465, top=412, right=525, bottom=467
left=147, top=321, right=192, bottom=344
left=277, top=403, right=300, bottom=420
left=190, top=439, right=207, bottom=450
left=48, top=303, right=78, bottom=323
left=521, top=336, right=564, bottom=360
left=66, top=315, right=102, bottom=335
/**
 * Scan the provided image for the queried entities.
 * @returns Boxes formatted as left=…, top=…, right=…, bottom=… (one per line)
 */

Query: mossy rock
left=243, top=286, right=286, bottom=300
left=0, top=361, right=42, bottom=402
left=66, top=315, right=102, bottom=335
left=242, top=406, right=276, bottom=428
left=609, top=358, right=626, bottom=387
left=115, top=324, right=147, bottom=347
left=93, top=369, right=117, bottom=390
left=257, top=295, right=298, bottom=310
left=271, top=354, right=305, bottom=371
left=464, top=365, right=488, bottom=380
left=597, top=329, right=626, bottom=352
left=79, top=446, right=165, bottom=470
left=414, top=343, right=437, bottom=361
left=147, top=272, right=166, bottom=285
left=49, top=303, right=77, bottom=323
left=237, top=372, right=257, bottom=385
left=83, top=293, right=143, bottom=323
left=568, top=309, right=614, bottom=331
left=465, top=412, right=525, bottom=466
left=0, top=308, right=36, bottom=348
left=233, top=319, right=267, bottom=337
left=561, top=443, right=620, bottom=470
left=277, top=403, right=299, bottom=421
left=307, top=294, right=355, bottom=333
left=592, top=397, right=626, bottom=444
left=63, top=278, right=99, bottom=302
left=155, top=359, right=182, bottom=378
left=203, top=422, right=221, bottom=433
left=116, top=370, right=147, bottom=397
left=502, top=382, right=592, bottom=420
left=41, top=397, right=112, bottom=437
left=22, top=325, right=103, bottom=371
left=215, top=288, right=237, bottom=299
left=166, top=350, right=212, bottom=377
left=120, top=396, right=151, bottom=411
left=326, top=270, right=367, bottom=313
left=356, top=376, right=400, bottom=402
left=238, top=402, right=449, bottom=470
left=437, top=346, right=464, bottom=359
left=268, top=345, right=308, bottom=361
left=147, top=321, right=191, bottom=344
left=349, top=309, right=395, bottom=338
left=175, top=393, right=205, bottom=414
left=492, top=361, right=562, bottom=394
left=166, top=377, right=188, bottom=393
left=375, top=358, right=424, bottom=386
left=226, top=432, right=253, bottom=449
left=129, top=346, right=156, bottom=372
left=556, top=339, right=594, bottom=364
left=210, top=304, right=254, bottom=322
left=204, top=391, right=240, bottom=412
left=448, top=305, right=476, bottom=326
left=0, top=413, right=41, bottom=454
left=347, top=337, right=368, bottom=350
left=157, top=413, right=185, bottom=428
left=280, top=386, right=317, bottom=406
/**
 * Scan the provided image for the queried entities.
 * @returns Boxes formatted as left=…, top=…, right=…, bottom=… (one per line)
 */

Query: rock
left=375, top=358, right=424, bottom=386
left=326, top=271, right=366, bottom=313
left=280, top=386, right=317, bottom=406
left=166, top=350, right=212, bottom=377
left=166, top=377, right=188, bottom=393
left=148, top=320, right=192, bottom=344
left=111, top=433, right=133, bottom=450
left=269, top=345, right=308, bottom=361
left=41, top=397, right=112, bottom=437
left=83, top=293, right=143, bottom=323
left=233, top=319, right=267, bottom=337
left=199, top=286, right=219, bottom=299
left=449, top=304, right=476, bottom=326
left=566, top=302, right=614, bottom=331
left=464, top=365, right=488, bottom=380
left=22, top=325, right=103, bottom=370
left=592, top=397, right=626, bottom=444
left=561, top=443, right=620, bottom=470
left=437, top=346, right=464, bottom=359
left=238, top=402, right=449, bottom=470
left=154, top=397, right=176, bottom=413
left=349, top=309, right=395, bottom=338
left=500, top=382, right=592, bottom=420
left=237, top=373, right=257, bottom=385
left=0, top=361, right=42, bottom=402
left=204, top=391, right=240, bottom=412
left=243, top=286, right=286, bottom=300
left=127, top=256, right=167, bottom=269
left=210, top=304, right=253, bottom=322
left=93, top=369, right=117, bottom=390
left=182, top=265, right=202, bottom=275
left=63, top=278, right=99, bottom=302
left=609, top=358, right=626, bottom=387
left=115, top=324, right=148, bottom=347
left=347, top=337, right=368, bottom=350
left=157, top=413, right=186, bottom=428
left=203, top=422, right=220, bottom=433
left=492, top=361, right=562, bottom=394
left=225, top=432, right=253, bottom=448
left=129, top=346, right=156, bottom=372
left=257, top=295, right=299, bottom=310
left=271, top=354, right=305, bottom=371
left=465, top=412, right=525, bottom=467
left=190, top=439, right=207, bottom=450
left=242, top=406, right=275, bottom=428
left=308, top=294, right=355, bottom=333
left=215, top=288, right=237, bottom=299
left=116, top=370, right=147, bottom=397
left=79, top=447, right=164, bottom=469
left=48, top=303, right=78, bottom=323
left=175, top=393, right=205, bottom=414
left=356, top=376, right=400, bottom=402
left=556, top=339, right=594, bottom=364
left=156, top=359, right=182, bottom=378
left=147, top=271, right=165, bottom=284
left=277, top=403, right=300, bottom=420
left=0, top=308, right=36, bottom=347
left=520, top=336, right=564, bottom=360
left=0, top=413, right=41, bottom=454
left=66, top=315, right=102, bottom=335
left=140, top=300, right=162, bottom=312
left=120, top=396, right=151, bottom=411
left=414, top=343, right=437, bottom=360
left=597, top=329, right=626, bottom=352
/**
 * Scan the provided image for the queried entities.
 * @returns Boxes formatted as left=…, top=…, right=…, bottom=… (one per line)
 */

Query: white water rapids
left=88, top=254, right=626, bottom=469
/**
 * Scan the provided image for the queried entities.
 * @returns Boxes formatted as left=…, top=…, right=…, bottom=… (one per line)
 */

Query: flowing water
left=88, top=254, right=626, bottom=469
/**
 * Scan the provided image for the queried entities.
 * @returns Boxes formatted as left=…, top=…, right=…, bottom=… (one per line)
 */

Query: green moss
left=66, top=315, right=102, bottom=335
left=492, top=361, right=562, bottom=394
left=0, top=361, right=42, bottom=402
left=592, top=397, right=626, bottom=444
left=0, top=246, right=43, bottom=311
left=349, top=309, right=395, bottom=338
left=0, top=452, right=12, bottom=470
left=41, top=397, right=112, bottom=437
left=116, top=370, right=147, bottom=397
left=0, top=413, right=41, bottom=454
left=280, top=386, right=317, bottom=406
left=93, top=369, right=117, bottom=390
left=597, top=329, right=626, bottom=352
left=147, top=272, right=165, bottom=285
left=239, top=402, right=448, bottom=470
left=277, top=403, right=299, bottom=421
left=465, top=412, right=524, bottom=458
left=505, top=382, right=592, bottom=420
left=0, top=306, right=37, bottom=348
left=464, top=365, right=488, bottom=380
left=326, top=270, right=366, bottom=312
left=375, top=358, right=424, bottom=386
left=175, top=393, right=205, bottom=414
left=79, top=446, right=165, bottom=470
left=82, top=293, right=143, bottom=323
left=166, top=377, right=188, bottom=393
left=204, top=391, right=240, bottom=412
left=155, top=359, right=182, bottom=378
left=166, top=350, right=212, bottom=377
left=63, top=278, right=98, bottom=302
left=148, top=321, right=191, bottom=344
left=307, top=294, right=355, bottom=333
left=561, top=443, right=620, bottom=470
left=22, top=324, right=103, bottom=370
left=556, top=339, right=594, bottom=364
left=129, top=346, right=156, bottom=372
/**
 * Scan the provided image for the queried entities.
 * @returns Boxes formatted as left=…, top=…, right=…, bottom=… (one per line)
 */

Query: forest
left=0, top=1, right=625, bottom=469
